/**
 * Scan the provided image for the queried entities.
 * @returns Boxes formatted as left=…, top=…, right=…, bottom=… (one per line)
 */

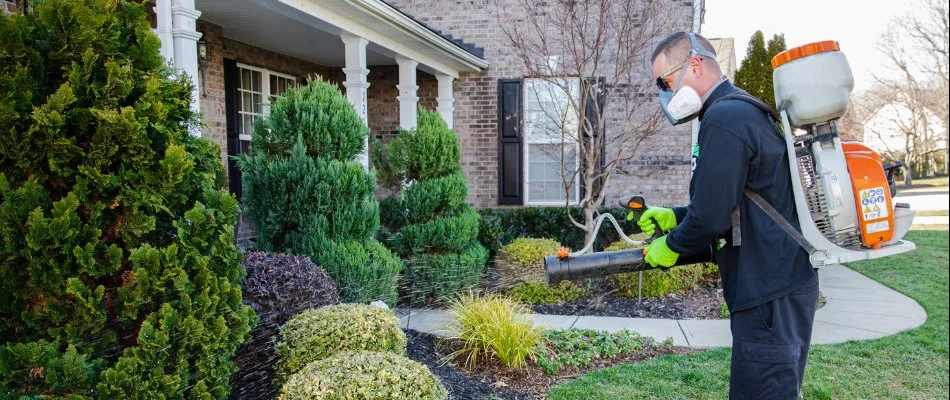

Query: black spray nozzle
left=619, top=194, right=663, bottom=243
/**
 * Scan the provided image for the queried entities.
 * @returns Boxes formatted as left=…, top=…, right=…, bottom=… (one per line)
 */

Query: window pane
left=241, top=91, right=251, bottom=113
left=270, top=75, right=278, bottom=96
left=252, top=71, right=262, bottom=92
left=252, top=93, right=262, bottom=114
left=241, top=69, right=250, bottom=90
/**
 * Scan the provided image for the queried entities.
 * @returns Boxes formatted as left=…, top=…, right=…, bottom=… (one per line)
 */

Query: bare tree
left=872, top=0, right=949, bottom=183
left=496, top=0, right=673, bottom=245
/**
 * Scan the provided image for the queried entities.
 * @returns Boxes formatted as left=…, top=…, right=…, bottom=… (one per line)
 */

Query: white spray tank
left=772, top=41, right=916, bottom=265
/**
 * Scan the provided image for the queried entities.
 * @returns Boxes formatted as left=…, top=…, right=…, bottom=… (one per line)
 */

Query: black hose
left=545, top=246, right=714, bottom=284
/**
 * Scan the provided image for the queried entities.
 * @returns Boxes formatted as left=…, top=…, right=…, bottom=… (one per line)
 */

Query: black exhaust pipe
left=545, top=247, right=714, bottom=284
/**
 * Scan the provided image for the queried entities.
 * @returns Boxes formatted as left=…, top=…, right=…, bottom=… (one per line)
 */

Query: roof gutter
left=347, top=0, right=489, bottom=71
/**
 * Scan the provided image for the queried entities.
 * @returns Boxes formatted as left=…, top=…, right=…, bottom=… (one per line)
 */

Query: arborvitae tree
left=735, top=31, right=788, bottom=111
left=239, top=78, right=402, bottom=304
left=0, top=0, right=255, bottom=397
left=375, top=109, right=488, bottom=304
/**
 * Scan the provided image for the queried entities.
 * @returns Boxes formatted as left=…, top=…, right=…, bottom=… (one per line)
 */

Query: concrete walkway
left=398, top=264, right=927, bottom=349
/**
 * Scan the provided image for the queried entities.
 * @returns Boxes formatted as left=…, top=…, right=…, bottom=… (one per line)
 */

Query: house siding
left=386, top=0, right=696, bottom=208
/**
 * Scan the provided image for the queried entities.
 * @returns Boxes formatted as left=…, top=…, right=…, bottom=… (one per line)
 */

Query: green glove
left=644, top=236, right=680, bottom=268
left=626, top=207, right=677, bottom=234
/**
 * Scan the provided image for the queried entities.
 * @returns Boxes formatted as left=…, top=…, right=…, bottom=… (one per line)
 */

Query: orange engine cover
left=843, top=142, right=894, bottom=248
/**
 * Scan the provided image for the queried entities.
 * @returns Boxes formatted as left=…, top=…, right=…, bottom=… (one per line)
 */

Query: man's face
left=652, top=51, right=697, bottom=93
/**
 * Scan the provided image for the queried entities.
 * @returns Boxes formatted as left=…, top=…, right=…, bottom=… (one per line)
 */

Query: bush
left=478, top=207, right=634, bottom=258
left=604, top=236, right=704, bottom=298
left=279, top=351, right=446, bottom=400
left=232, top=252, right=339, bottom=399
left=276, top=304, right=406, bottom=379
left=509, top=281, right=587, bottom=305
left=374, top=109, right=487, bottom=304
left=444, top=293, right=541, bottom=369
left=495, top=238, right=561, bottom=288
left=535, top=329, right=670, bottom=374
left=239, top=78, right=402, bottom=304
left=0, top=1, right=255, bottom=397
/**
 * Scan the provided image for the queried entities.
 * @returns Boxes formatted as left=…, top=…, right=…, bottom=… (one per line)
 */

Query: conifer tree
left=0, top=1, right=255, bottom=397
left=239, top=78, right=402, bottom=304
left=735, top=31, right=788, bottom=111
left=375, top=109, right=487, bottom=303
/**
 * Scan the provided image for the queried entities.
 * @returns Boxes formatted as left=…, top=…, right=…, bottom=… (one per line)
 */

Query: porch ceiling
left=195, top=0, right=487, bottom=77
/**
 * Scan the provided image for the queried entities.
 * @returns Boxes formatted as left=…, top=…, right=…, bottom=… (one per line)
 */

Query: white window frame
left=235, top=62, right=298, bottom=142
left=522, top=77, right=582, bottom=206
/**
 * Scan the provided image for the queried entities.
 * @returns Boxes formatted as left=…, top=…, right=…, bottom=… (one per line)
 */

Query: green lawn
left=917, top=210, right=949, bottom=217
left=549, top=230, right=950, bottom=400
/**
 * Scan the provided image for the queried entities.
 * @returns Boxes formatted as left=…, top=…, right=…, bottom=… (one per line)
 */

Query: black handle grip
left=620, top=195, right=663, bottom=243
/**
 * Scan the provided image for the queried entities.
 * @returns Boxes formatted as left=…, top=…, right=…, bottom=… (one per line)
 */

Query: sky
left=702, top=0, right=921, bottom=92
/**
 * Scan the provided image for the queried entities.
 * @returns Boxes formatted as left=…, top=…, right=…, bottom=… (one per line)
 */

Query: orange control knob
left=557, top=247, right=570, bottom=259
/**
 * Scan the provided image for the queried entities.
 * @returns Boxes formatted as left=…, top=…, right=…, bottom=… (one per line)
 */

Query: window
left=236, top=63, right=298, bottom=144
left=522, top=77, right=581, bottom=205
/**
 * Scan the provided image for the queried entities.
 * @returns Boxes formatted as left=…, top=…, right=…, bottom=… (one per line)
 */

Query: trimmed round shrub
left=0, top=1, right=254, bottom=397
left=239, top=78, right=402, bottom=304
left=509, top=281, right=587, bottom=305
left=495, top=238, right=562, bottom=288
left=279, top=351, right=447, bottom=400
left=232, top=252, right=339, bottom=399
left=604, top=236, right=704, bottom=298
left=375, top=110, right=487, bottom=304
left=276, top=304, right=406, bottom=379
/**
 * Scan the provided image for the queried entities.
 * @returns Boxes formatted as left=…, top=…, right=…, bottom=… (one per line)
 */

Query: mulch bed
left=531, top=279, right=727, bottom=320
left=405, top=329, right=692, bottom=399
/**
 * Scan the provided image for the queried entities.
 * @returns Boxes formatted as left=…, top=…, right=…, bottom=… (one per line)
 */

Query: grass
left=442, top=292, right=542, bottom=369
left=549, top=229, right=949, bottom=400
left=898, top=176, right=949, bottom=189
left=917, top=209, right=949, bottom=217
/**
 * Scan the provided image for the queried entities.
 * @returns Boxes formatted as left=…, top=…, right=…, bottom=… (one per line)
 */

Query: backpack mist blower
left=545, top=41, right=917, bottom=284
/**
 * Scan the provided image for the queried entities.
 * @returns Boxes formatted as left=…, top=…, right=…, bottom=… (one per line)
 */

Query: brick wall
left=386, top=0, right=696, bottom=208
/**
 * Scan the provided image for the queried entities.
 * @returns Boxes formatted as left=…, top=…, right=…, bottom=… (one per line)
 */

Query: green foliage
left=280, top=351, right=447, bottom=400
left=275, top=304, right=406, bottom=380
left=603, top=237, right=704, bottom=298
left=375, top=109, right=486, bottom=303
left=535, top=329, right=671, bottom=374
left=0, top=1, right=254, bottom=397
left=720, top=302, right=730, bottom=319
left=478, top=207, right=632, bottom=259
left=444, top=293, right=542, bottom=369
left=734, top=30, right=787, bottom=111
left=239, top=78, right=401, bottom=304
left=495, top=238, right=562, bottom=288
left=509, top=281, right=587, bottom=305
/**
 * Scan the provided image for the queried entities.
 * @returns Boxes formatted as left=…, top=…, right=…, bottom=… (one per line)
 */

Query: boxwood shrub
left=275, top=304, right=406, bottom=380
left=494, top=238, right=562, bottom=288
left=604, top=236, right=705, bottom=298
left=279, top=351, right=446, bottom=400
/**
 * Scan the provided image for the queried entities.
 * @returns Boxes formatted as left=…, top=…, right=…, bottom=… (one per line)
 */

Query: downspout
left=690, top=0, right=703, bottom=176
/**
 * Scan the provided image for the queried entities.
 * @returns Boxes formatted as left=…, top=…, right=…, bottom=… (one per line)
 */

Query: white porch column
left=153, top=0, right=174, bottom=62
left=341, top=33, right=371, bottom=170
left=171, top=0, right=202, bottom=128
left=435, top=74, right=455, bottom=129
left=396, top=56, right=419, bottom=130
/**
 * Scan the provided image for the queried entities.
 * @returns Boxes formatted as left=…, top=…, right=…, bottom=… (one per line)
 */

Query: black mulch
left=531, top=279, right=726, bottom=320
left=405, top=330, right=534, bottom=400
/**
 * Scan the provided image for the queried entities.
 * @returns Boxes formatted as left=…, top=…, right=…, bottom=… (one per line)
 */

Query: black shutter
left=581, top=77, right=607, bottom=199
left=224, top=59, right=242, bottom=198
left=498, top=79, right=524, bottom=206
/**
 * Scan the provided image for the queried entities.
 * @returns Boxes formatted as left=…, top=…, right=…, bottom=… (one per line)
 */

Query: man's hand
left=627, top=207, right=677, bottom=234
left=644, top=236, right=679, bottom=268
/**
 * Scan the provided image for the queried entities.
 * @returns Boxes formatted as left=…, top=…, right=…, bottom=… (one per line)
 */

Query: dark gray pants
left=729, top=277, right=819, bottom=399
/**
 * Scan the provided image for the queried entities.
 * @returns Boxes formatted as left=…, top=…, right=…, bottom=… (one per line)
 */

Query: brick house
left=11, top=1, right=707, bottom=238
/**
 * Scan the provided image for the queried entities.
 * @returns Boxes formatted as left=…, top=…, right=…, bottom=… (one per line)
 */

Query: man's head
left=651, top=32, right=722, bottom=98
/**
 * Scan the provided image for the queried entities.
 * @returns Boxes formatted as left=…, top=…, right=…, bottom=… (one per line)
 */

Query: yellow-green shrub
left=509, top=281, right=587, bottom=305
left=604, top=236, right=704, bottom=298
left=276, top=304, right=406, bottom=379
left=444, top=293, right=542, bottom=368
left=279, top=351, right=446, bottom=400
left=495, top=238, right=561, bottom=288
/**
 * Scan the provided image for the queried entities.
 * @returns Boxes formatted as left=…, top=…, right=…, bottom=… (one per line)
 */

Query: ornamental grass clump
left=443, top=292, right=542, bottom=369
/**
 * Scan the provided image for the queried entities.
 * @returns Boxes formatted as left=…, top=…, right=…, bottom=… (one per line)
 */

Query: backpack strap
left=703, top=92, right=815, bottom=259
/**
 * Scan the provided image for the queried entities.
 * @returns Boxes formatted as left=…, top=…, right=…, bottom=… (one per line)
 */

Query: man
left=638, top=32, right=819, bottom=399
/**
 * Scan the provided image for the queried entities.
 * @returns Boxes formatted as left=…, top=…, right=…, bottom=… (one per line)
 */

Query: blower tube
left=545, top=246, right=714, bottom=284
